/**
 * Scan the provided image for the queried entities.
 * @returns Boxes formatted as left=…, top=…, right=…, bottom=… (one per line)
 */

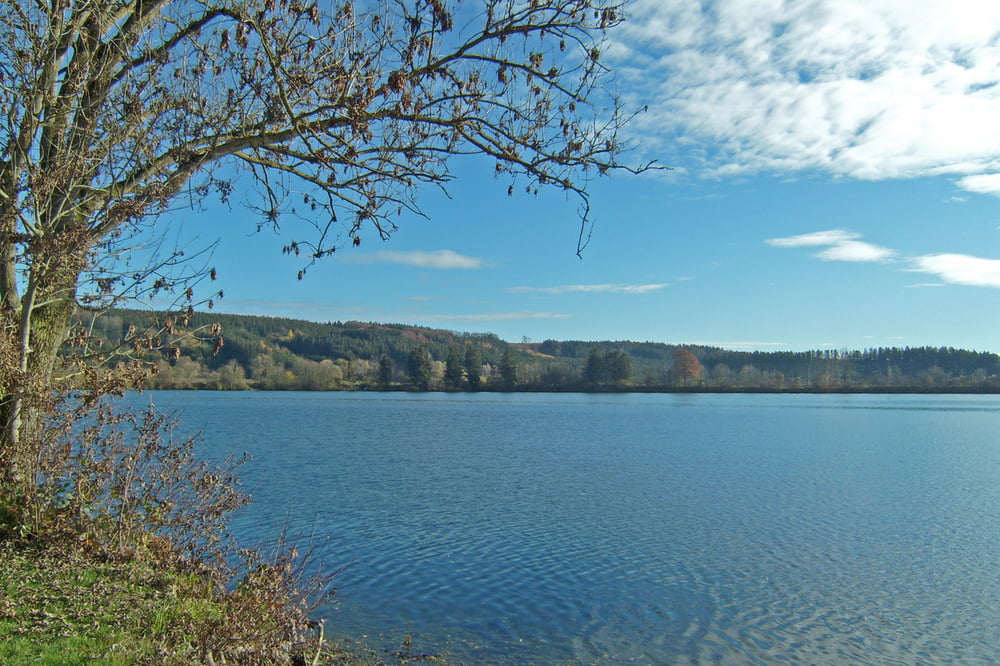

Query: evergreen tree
left=499, top=347, right=518, bottom=391
left=607, top=350, right=633, bottom=384
left=464, top=347, right=482, bottom=391
left=445, top=346, right=465, bottom=389
left=378, top=355, right=393, bottom=391
left=584, top=347, right=607, bottom=385
left=407, top=346, right=433, bottom=391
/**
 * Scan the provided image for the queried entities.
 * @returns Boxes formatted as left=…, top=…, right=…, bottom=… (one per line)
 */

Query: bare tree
left=0, top=0, right=652, bottom=488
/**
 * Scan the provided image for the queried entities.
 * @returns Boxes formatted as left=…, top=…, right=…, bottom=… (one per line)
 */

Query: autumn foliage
left=672, top=348, right=703, bottom=385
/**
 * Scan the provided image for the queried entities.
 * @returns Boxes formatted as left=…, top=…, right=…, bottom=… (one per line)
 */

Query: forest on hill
left=76, top=309, right=1000, bottom=393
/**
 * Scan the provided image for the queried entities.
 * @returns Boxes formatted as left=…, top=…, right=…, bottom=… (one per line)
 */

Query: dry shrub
left=0, top=395, right=338, bottom=664
left=26, top=399, right=248, bottom=567
left=191, top=541, right=340, bottom=665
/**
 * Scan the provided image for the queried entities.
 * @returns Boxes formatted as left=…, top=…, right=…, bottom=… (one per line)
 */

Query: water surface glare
left=142, top=391, right=1000, bottom=664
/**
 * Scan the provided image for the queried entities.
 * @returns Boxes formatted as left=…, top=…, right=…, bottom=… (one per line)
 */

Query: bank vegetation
left=85, top=309, right=1000, bottom=394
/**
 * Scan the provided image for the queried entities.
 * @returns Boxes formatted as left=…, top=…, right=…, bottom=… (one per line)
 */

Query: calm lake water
left=138, top=391, right=1000, bottom=664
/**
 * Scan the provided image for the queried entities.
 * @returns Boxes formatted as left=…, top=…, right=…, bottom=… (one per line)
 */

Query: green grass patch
left=0, top=540, right=439, bottom=665
left=0, top=541, right=217, bottom=664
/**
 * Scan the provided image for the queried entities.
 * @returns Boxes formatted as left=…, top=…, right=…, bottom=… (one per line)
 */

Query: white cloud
left=957, top=173, right=1000, bottom=196
left=343, top=249, right=486, bottom=269
left=815, top=240, right=896, bottom=262
left=766, top=229, right=895, bottom=262
left=765, top=229, right=859, bottom=248
left=909, top=253, right=1000, bottom=287
left=507, top=283, right=670, bottom=294
left=615, top=1, right=1000, bottom=186
left=769, top=231, right=1000, bottom=288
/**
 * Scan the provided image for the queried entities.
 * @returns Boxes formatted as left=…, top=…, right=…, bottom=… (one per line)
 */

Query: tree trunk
left=0, top=266, right=79, bottom=494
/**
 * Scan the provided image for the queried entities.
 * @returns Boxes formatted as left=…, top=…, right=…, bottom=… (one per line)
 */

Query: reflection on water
left=139, top=391, right=1000, bottom=665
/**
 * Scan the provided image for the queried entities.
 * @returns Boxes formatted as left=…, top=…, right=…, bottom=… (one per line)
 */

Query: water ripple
left=140, top=391, right=1000, bottom=665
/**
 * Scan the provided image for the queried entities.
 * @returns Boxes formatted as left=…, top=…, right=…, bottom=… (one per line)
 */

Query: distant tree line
left=73, top=310, right=1000, bottom=393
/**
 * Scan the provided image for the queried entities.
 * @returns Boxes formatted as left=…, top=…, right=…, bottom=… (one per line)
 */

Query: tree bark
left=0, top=264, right=79, bottom=492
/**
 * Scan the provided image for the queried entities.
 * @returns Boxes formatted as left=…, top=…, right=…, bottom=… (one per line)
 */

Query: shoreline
left=136, top=385, right=1000, bottom=395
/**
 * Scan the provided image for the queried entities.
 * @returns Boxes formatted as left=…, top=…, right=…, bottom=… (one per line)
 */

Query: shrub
left=0, top=396, right=338, bottom=664
left=18, top=399, right=248, bottom=567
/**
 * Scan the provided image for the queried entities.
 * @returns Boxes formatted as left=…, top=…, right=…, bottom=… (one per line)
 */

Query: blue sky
left=183, top=0, right=1000, bottom=353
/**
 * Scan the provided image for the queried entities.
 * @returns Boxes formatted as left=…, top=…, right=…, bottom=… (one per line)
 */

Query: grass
left=0, top=540, right=219, bottom=664
left=0, top=540, right=423, bottom=665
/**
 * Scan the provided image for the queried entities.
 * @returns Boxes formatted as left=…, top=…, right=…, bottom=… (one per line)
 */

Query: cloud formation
left=769, top=229, right=1000, bottom=288
left=909, top=254, right=1000, bottom=288
left=766, top=230, right=895, bottom=262
left=957, top=173, right=1000, bottom=196
left=507, top=283, right=670, bottom=295
left=615, top=0, right=1000, bottom=190
left=343, top=249, right=486, bottom=269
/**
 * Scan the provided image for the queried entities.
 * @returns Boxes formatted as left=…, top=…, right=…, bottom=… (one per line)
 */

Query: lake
left=138, top=391, right=1000, bottom=664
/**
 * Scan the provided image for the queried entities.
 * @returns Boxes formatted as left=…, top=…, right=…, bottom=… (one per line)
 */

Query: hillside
left=74, top=309, right=1000, bottom=392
